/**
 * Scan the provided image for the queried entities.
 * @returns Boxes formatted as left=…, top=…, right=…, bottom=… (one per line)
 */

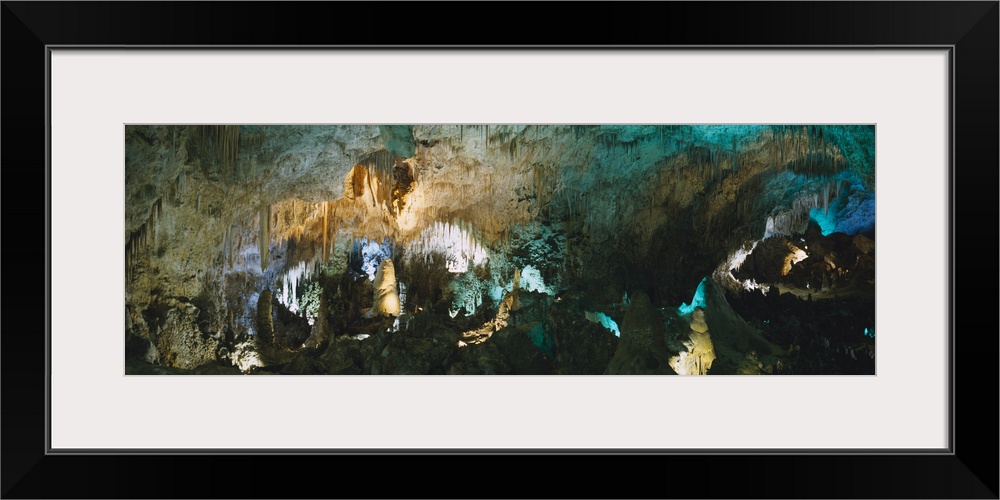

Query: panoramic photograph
left=124, top=125, right=875, bottom=375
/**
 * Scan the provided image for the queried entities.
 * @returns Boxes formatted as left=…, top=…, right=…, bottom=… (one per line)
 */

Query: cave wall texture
left=124, top=124, right=876, bottom=373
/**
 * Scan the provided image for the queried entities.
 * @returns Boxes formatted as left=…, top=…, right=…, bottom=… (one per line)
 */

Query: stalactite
left=823, top=180, right=830, bottom=215
left=209, top=125, right=241, bottom=178
left=146, top=214, right=154, bottom=248
left=169, top=125, right=176, bottom=174
left=322, top=201, right=329, bottom=262
left=487, top=173, right=494, bottom=229
left=779, top=131, right=785, bottom=167
left=367, top=167, right=377, bottom=207
left=128, top=237, right=133, bottom=274
left=223, top=224, right=232, bottom=269
left=177, top=170, right=186, bottom=199
left=259, top=204, right=271, bottom=271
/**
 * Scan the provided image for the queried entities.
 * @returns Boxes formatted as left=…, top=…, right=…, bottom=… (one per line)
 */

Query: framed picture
left=4, top=2, right=996, bottom=498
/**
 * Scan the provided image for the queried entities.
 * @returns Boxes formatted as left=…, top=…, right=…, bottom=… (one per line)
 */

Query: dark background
left=2, top=2, right=997, bottom=498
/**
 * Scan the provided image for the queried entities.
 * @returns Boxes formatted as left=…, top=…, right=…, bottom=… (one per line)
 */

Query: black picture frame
left=3, top=2, right=996, bottom=498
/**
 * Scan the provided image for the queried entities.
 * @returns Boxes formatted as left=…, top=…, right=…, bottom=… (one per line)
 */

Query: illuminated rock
left=669, top=307, right=717, bottom=375
left=695, top=277, right=786, bottom=375
left=371, top=258, right=401, bottom=318
left=689, top=307, right=708, bottom=333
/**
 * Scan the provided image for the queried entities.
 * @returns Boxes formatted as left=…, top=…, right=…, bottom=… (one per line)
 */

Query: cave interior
left=124, top=124, right=876, bottom=375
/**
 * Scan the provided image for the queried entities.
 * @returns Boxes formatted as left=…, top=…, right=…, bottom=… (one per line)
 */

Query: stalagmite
left=605, top=291, right=676, bottom=375
left=369, top=258, right=401, bottom=318
left=256, top=289, right=274, bottom=346
left=669, top=320, right=717, bottom=376
left=303, top=292, right=329, bottom=349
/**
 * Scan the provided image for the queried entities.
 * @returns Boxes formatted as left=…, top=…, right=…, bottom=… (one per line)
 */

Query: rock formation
left=605, top=292, right=676, bottom=375
left=369, top=258, right=401, bottom=318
